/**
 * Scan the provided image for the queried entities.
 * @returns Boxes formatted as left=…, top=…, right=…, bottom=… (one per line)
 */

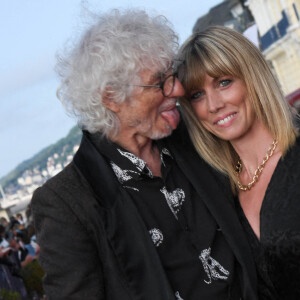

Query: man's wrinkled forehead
left=150, top=68, right=169, bottom=81
left=153, top=59, right=178, bottom=76
left=139, top=61, right=173, bottom=82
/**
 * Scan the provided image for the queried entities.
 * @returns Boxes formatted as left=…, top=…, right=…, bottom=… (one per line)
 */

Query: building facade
left=193, top=0, right=254, bottom=33
left=246, top=0, right=300, bottom=102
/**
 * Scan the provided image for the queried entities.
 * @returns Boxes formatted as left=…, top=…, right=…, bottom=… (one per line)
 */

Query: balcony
left=260, top=11, right=289, bottom=50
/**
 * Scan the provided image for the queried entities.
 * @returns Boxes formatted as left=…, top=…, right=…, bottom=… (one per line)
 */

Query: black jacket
left=32, top=124, right=257, bottom=299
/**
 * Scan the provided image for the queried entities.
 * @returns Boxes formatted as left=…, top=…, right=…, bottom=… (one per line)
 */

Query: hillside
left=0, top=126, right=82, bottom=189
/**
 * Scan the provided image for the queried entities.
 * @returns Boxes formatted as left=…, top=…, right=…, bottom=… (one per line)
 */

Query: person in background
left=16, top=213, right=25, bottom=226
left=25, top=204, right=33, bottom=226
left=10, top=216, right=20, bottom=229
left=26, top=224, right=39, bottom=254
left=31, top=11, right=257, bottom=299
left=0, top=229, right=29, bottom=299
left=0, top=217, right=9, bottom=231
left=16, top=229, right=38, bottom=265
left=0, top=224, right=9, bottom=248
left=177, top=26, right=299, bottom=300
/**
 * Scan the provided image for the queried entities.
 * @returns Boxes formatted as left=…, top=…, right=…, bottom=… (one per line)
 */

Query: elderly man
left=32, top=9, right=257, bottom=300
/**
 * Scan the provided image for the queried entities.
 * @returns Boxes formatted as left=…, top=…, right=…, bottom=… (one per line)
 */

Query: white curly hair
left=56, top=9, right=179, bottom=138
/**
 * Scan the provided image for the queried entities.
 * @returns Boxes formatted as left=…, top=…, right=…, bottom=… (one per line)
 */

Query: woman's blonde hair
left=178, top=26, right=297, bottom=190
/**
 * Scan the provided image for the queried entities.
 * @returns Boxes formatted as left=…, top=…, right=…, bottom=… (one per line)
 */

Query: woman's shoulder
left=280, top=134, right=300, bottom=164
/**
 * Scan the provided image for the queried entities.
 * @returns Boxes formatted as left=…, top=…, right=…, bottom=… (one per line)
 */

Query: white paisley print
left=160, top=147, right=173, bottom=167
left=110, top=162, right=138, bottom=184
left=175, top=291, right=184, bottom=300
left=117, top=148, right=152, bottom=177
left=199, top=247, right=229, bottom=284
left=149, top=228, right=164, bottom=247
left=160, top=186, right=185, bottom=219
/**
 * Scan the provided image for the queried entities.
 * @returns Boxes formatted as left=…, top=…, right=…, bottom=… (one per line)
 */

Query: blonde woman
left=178, top=26, right=299, bottom=299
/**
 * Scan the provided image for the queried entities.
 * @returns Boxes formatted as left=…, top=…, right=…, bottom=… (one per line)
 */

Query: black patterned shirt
left=94, top=136, right=241, bottom=300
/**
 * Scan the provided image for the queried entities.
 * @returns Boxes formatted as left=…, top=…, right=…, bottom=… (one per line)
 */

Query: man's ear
left=102, top=88, right=121, bottom=113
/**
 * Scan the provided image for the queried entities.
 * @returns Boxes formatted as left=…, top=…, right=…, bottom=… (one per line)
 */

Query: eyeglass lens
left=163, top=75, right=176, bottom=97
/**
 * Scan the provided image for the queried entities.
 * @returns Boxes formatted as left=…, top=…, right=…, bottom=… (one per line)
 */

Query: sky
left=0, top=0, right=224, bottom=179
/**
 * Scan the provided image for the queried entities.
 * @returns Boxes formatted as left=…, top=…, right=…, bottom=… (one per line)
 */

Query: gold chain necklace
left=235, top=140, right=278, bottom=191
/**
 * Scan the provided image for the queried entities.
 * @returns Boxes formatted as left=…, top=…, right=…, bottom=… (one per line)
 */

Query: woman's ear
left=102, top=88, right=120, bottom=113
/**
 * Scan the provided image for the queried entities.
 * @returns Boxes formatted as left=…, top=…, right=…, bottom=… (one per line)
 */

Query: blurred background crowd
left=0, top=206, right=44, bottom=300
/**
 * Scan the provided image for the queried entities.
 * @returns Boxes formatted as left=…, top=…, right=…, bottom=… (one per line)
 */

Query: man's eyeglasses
left=132, top=73, right=178, bottom=97
left=131, top=60, right=184, bottom=97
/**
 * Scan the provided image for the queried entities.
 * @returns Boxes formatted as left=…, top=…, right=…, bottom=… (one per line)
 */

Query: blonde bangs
left=180, top=39, right=242, bottom=96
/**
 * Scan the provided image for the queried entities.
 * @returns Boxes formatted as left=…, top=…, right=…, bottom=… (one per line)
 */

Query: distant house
left=193, top=0, right=254, bottom=33
left=246, top=0, right=300, bottom=107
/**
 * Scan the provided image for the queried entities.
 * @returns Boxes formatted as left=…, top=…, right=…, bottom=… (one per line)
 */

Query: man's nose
left=170, top=77, right=185, bottom=98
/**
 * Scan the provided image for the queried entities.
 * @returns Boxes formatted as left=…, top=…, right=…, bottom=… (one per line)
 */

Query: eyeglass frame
left=131, top=72, right=178, bottom=97
left=130, top=60, right=184, bottom=97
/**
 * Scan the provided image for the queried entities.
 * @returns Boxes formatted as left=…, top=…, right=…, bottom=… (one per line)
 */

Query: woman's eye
left=189, top=91, right=204, bottom=101
left=219, top=79, right=232, bottom=87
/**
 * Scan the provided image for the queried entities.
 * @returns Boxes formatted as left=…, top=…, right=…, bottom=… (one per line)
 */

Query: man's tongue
left=161, top=108, right=180, bottom=130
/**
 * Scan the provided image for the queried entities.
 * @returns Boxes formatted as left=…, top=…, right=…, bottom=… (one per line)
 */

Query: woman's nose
left=207, top=92, right=224, bottom=113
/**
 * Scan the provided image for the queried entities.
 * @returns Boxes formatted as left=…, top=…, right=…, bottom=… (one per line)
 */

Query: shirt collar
left=87, top=131, right=173, bottom=181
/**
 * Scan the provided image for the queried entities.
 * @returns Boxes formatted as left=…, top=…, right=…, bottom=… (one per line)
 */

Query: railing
left=260, top=11, right=289, bottom=51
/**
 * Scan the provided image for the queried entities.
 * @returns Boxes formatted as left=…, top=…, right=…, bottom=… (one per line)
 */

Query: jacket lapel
left=166, top=124, right=258, bottom=300
left=74, top=133, right=175, bottom=299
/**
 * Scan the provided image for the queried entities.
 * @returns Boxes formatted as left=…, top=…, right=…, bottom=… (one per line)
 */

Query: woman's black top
left=236, top=136, right=300, bottom=300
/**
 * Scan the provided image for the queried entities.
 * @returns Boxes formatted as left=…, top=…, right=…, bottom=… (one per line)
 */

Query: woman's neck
left=231, top=122, right=277, bottom=177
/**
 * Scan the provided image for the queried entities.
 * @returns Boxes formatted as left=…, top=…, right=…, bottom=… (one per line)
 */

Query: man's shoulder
left=32, top=161, right=91, bottom=207
left=41, top=162, right=83, bottom=192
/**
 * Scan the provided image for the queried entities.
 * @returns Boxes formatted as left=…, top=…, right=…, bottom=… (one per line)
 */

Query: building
left=246, top=0, right=300, bottom=106
left=193, top=0, right=254, bottom=33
